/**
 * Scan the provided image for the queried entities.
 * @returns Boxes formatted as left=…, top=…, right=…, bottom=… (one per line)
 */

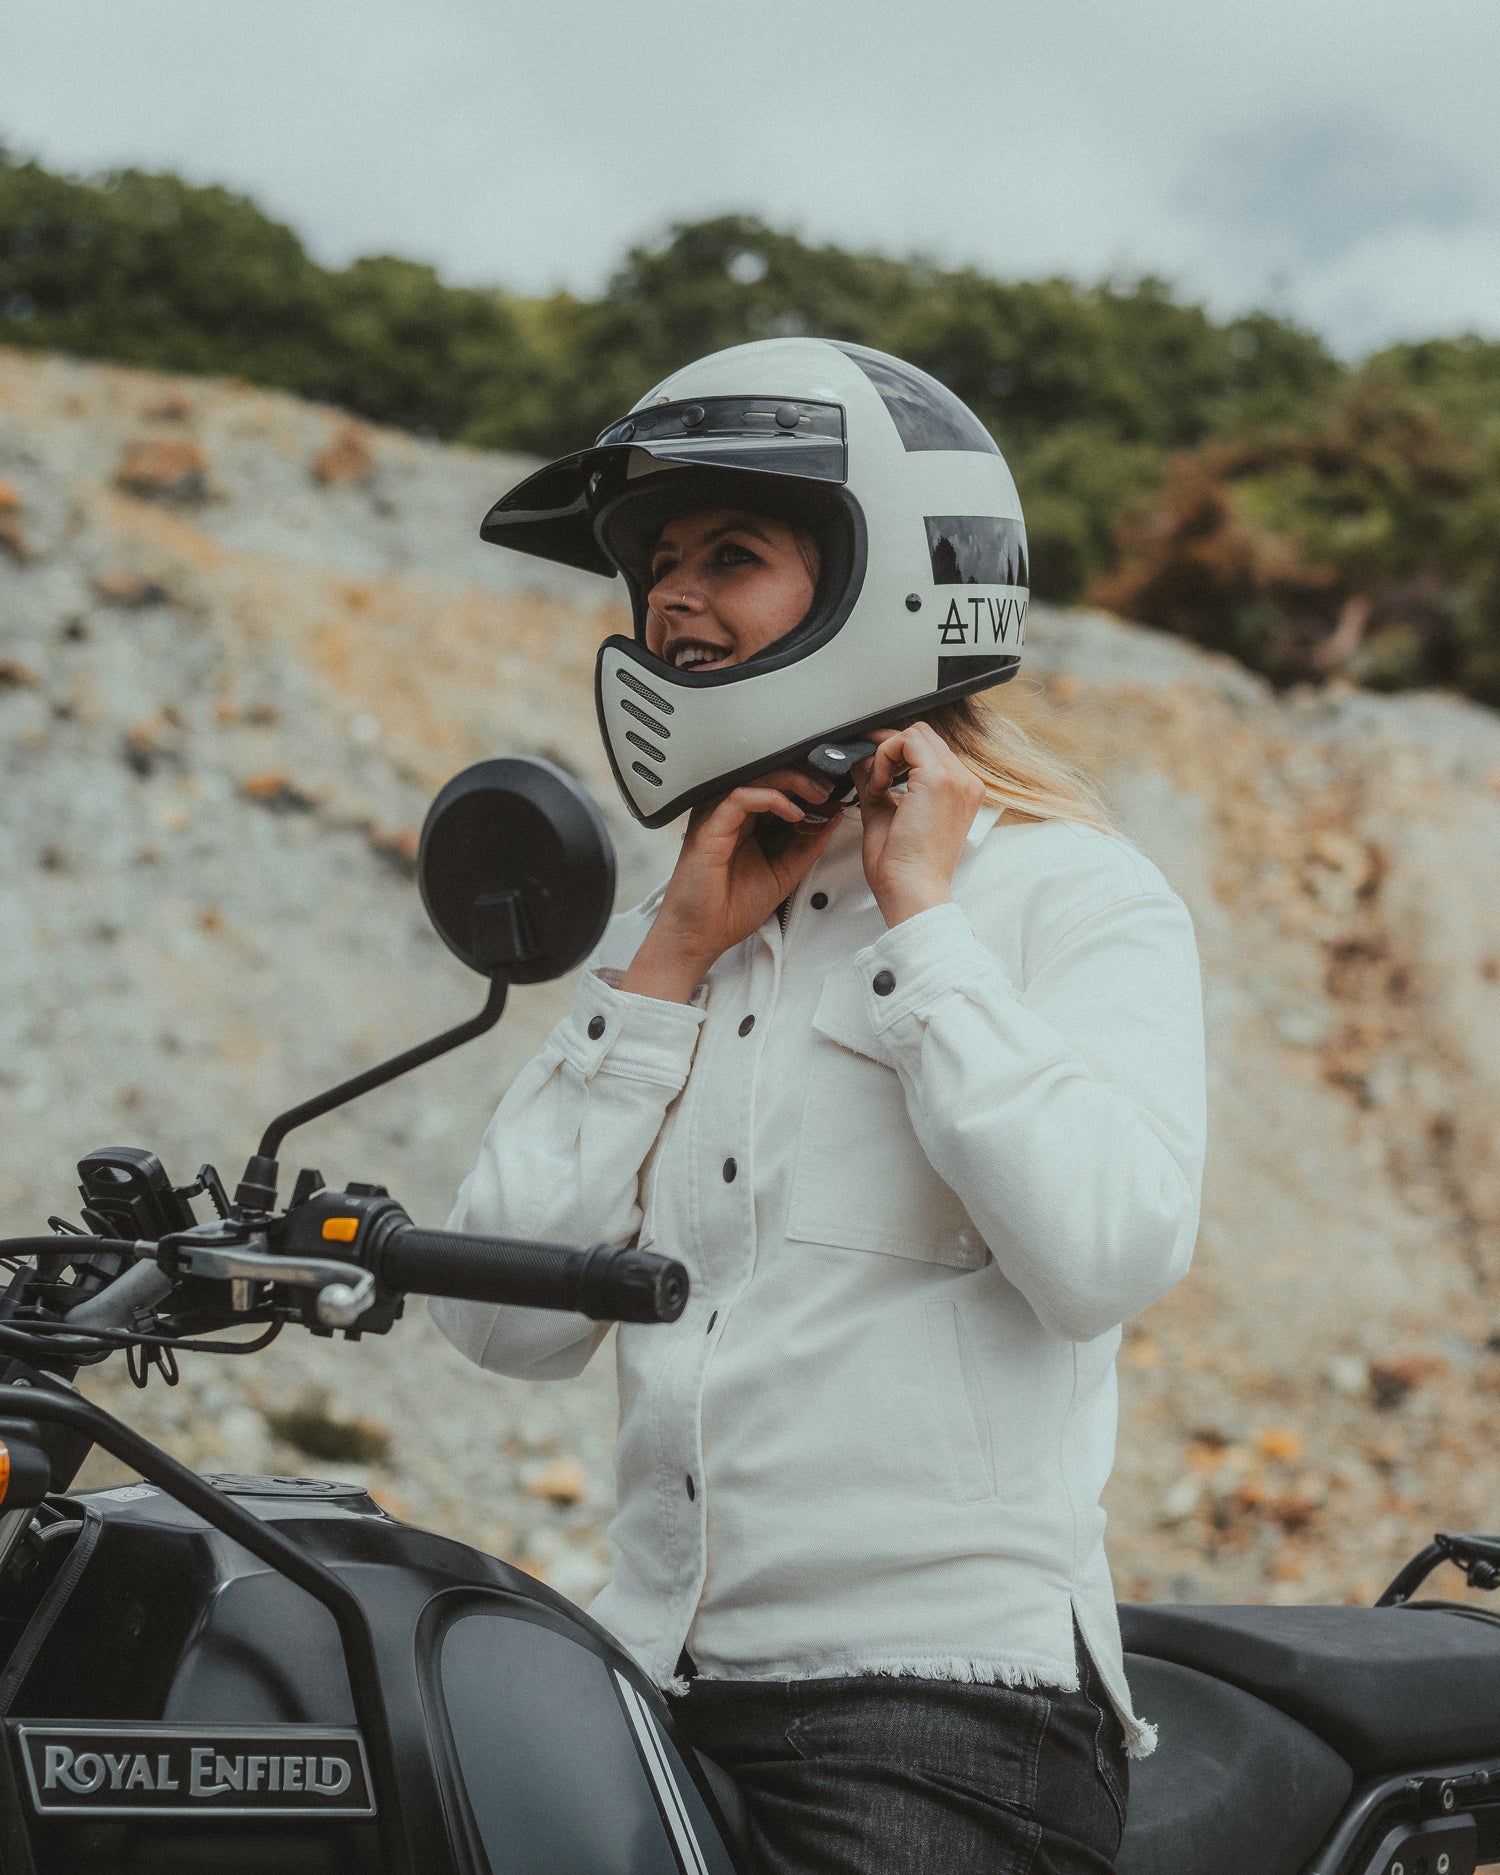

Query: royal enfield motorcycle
left=0, top=756, right=1496, bottom=1875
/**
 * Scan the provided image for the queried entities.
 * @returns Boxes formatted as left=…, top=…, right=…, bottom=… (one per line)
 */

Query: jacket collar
left=968, top=803, right=1003, bottom=846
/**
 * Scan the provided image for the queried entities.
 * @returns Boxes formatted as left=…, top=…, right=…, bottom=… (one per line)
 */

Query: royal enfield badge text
left=13, top=1724, right=375, bottom=1817
left=938, top=592, right=1028, bottom=647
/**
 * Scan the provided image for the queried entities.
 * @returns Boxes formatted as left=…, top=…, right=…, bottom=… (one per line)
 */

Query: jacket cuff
left=554, top=968, right=707, bottom=1089
left=855, top=901, right=1012, bottom=1035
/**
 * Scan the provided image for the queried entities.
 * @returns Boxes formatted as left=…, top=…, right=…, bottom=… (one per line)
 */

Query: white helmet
left=481, top=337, right=1028, bottom=827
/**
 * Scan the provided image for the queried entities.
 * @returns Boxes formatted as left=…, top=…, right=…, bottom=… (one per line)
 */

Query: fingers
left=766, top=804, right=843, bottom=892
left=853, top=723, right=984, bottom=824
left=760, top=767, right=838, bottom=810
left=696, top=783, right=819, bottom=842
left=854, top=727, right=912, bottom=804
left=874, top=723, right=972, bottom=786
left=697, top=768, right=835, bottom=835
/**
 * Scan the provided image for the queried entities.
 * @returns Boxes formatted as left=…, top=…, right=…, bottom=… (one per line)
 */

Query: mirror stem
left=239, top=976, right=510, bottom=1207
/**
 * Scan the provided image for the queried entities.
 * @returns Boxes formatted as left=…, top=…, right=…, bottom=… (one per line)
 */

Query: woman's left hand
left=853, top=723, right=986, bottom=927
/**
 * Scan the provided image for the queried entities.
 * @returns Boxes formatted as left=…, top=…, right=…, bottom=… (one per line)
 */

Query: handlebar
left=1, top=1197, right=691, bottom=1343
left=371, top=1224, right=689, bottom=1325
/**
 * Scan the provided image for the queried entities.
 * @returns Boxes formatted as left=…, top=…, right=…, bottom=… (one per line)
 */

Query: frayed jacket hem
left=1125, top=1717, right=1158, bottom=1760
left=657, top=1650, right=1080, bottom=1695
left=654, top=1651, right=1158, bottom=1759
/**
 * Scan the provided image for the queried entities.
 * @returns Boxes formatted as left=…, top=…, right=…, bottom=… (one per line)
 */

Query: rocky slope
left=2, top=346, right=1499, bottom=1614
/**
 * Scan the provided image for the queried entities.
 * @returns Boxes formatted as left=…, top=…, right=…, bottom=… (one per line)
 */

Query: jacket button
left=685, top=1474, right=696, bottom=1500
left=722, top=1158, right=737, bottom=1183
left=737, top=1014, right=755, bottom=1036
left=872, top=969, right=896, bottom=996
left=587, top=1015, right=606, bottom=1040
left=810, top=892, right=828, bottom=910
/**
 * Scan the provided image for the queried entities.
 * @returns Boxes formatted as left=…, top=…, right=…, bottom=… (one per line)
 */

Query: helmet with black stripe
left=480, top=337, right=1028, bottom=827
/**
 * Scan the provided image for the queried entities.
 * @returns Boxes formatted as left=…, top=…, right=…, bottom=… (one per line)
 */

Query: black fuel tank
left=3, top=1475, right=739, bottom=1874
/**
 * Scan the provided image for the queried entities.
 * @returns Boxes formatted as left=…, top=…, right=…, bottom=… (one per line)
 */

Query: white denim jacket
left=432, top=806, right=1206, bottom=1756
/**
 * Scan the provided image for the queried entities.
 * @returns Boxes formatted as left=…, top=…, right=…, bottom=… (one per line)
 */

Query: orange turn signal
left=0, top=1439, right=9, bottom=1509
left=321, top=1217, right=359, bottom=1243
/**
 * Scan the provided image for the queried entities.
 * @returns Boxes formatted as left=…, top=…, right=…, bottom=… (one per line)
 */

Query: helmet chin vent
left=620, top=697, right=671, bottom=740
left=625, top=730, right=666, bottom=763
left=617, top=667, right=675, bottom=715
left=631, top=762, right=665, bottom=787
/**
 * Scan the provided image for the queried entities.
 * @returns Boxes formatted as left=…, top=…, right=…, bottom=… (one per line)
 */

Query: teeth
left=674, top=645, right=721, bottom=670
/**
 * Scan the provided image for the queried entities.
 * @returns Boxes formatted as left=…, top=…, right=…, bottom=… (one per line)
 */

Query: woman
left=434, top=340, right=1207, bottom=1873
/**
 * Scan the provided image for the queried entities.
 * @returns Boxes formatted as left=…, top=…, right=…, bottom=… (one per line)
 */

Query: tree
left=1093, top=367, right=1500, bottom=703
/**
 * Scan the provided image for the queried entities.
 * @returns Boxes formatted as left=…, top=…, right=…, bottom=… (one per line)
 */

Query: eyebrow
left=652, top=517, right=778, bottom=561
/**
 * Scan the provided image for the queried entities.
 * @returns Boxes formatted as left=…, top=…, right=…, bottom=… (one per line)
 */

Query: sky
left=4, top=0, right=1499, bottom=357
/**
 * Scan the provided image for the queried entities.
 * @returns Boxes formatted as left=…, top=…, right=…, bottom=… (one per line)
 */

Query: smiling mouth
left=670, top=642, right=732, bottom=672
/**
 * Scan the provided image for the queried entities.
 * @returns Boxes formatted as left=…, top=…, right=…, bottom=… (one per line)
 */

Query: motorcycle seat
left=1120, top=1601, right=1500, bottom=1774
left=1116, top=1653, right=1353, bottom=1875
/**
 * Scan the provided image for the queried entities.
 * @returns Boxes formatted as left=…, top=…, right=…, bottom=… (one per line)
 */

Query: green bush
left=0, top=151, right=532, bottom=433
left=1094, top=367, right=1500, bottom=704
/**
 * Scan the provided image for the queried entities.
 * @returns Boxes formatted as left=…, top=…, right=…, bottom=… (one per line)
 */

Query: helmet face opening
left=594, top=466, right=866, bottom=683
left=480, top=337, right=1029, bottom=827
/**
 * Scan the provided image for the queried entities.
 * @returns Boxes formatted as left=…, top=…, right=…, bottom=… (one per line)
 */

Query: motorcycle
left=0, top=756, right=1495, bottom=1875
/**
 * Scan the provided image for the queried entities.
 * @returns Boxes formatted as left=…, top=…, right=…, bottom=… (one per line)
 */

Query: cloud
left=1181, top=108, right=1487, bottom=266
left=1285, top=221, right=1500, bottom=354
left=5, top=1, right=1500, bottom=354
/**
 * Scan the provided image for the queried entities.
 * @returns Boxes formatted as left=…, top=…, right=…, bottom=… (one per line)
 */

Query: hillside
left=2, top=344, right=1499, bottom=1610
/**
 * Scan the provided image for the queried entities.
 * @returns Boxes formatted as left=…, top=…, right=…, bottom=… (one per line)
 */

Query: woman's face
left=644, top=508, right=819, bottom=674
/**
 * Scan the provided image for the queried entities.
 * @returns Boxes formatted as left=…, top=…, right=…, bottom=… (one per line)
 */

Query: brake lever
left=156, top=1231, right=376, bottom=1328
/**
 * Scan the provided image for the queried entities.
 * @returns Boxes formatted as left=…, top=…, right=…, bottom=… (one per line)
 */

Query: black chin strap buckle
left=803, top=739, right=876, bottom=786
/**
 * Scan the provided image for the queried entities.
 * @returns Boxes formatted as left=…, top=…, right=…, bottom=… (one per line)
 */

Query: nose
left=648, top=571, right=701, bottom=618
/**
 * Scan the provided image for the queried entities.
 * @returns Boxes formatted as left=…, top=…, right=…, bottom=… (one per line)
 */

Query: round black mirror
left=418, top=758, right=616, bottom=983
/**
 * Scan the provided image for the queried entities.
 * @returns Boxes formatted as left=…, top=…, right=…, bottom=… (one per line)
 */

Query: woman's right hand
left=620, top=770, right=841, bottom=1003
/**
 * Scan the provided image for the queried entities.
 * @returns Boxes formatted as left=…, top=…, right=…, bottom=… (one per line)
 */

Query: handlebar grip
left=373, top=1225, right=689, bottom=1324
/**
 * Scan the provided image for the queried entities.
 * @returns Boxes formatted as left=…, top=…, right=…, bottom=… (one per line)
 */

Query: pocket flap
left=810, top=968, right=886, bottom=1063
left=791, top=988, right=990, bottom=1271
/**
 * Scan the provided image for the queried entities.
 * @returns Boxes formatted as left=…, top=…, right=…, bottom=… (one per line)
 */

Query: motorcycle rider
left=433, top=339, right=1207, bottom=1872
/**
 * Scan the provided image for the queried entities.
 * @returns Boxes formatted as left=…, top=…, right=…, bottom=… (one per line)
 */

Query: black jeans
left=673, top=1644, right=1128, bottom=1875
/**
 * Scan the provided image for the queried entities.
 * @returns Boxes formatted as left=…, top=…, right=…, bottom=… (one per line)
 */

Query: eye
left=715, top=540, right=759, bottom=567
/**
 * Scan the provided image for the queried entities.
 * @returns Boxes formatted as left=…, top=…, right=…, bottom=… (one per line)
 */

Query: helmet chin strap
left=803, top=738, right=877, bottom=790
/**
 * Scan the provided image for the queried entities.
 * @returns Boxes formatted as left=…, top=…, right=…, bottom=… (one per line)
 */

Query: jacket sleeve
left=845, top=891, right=1205, bottom=1342
left=429, top=963, right=706, bottom=1379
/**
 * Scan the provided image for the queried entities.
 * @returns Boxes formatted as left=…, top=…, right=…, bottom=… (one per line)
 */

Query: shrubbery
left=4, top=147, right=1499, bottom=705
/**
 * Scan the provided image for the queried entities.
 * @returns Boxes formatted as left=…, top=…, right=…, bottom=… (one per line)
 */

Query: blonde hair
left=923, top=691, right=1113, bottom=833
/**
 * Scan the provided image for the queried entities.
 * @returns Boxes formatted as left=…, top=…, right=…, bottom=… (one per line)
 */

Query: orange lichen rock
left=115, top=437, right=209, bottom=502
left=367, top=826, right=419, bottom=877
left=524, top=1457, right=587, bottom=1507
left=142, top=389, right=194, bottom=421
left=0, top=480, right=28, bottom=561
left=93, top=572, right=173, bottom=607
left=1368, top=1357, right=1445, bottom=1412
left=241, top=771, right=319, bottom=813
left=312, top=424, right=376, bottom=486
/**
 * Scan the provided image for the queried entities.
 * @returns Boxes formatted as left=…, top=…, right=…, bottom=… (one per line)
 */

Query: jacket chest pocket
left=785, top=974, right=989, bottom=1271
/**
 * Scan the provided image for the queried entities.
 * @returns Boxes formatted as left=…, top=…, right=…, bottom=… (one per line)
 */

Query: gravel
left=4, top=344, right=1500, bottom=1616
